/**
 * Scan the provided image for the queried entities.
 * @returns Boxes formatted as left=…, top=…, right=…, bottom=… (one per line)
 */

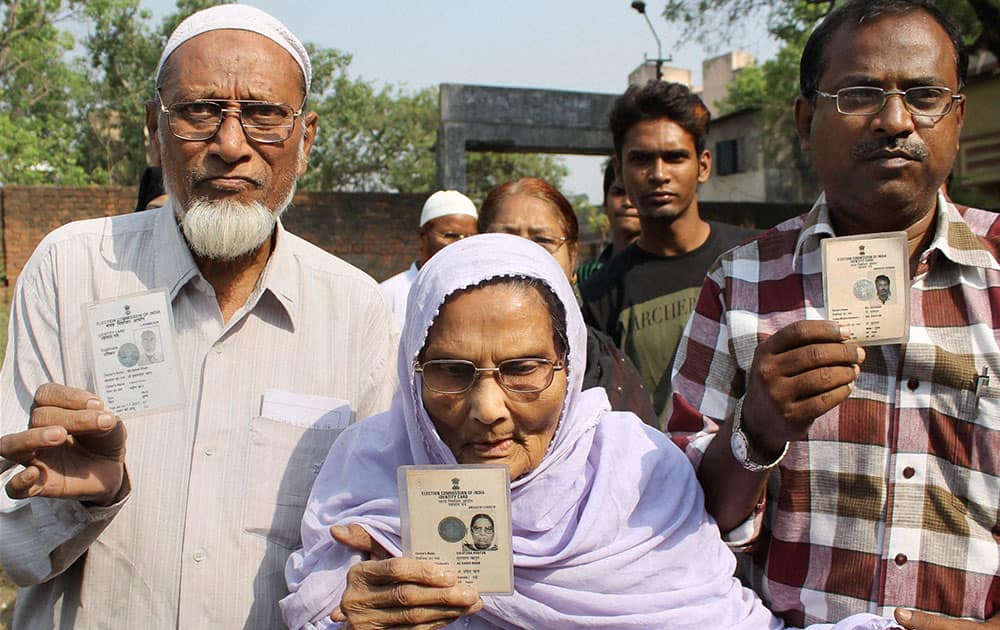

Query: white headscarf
left=282, top=235, right=894, bottom=630
left=155, top=4, right=311, bottom=93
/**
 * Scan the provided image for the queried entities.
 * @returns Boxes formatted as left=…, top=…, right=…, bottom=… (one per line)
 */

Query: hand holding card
left=399, top=465, right=513, bottom=595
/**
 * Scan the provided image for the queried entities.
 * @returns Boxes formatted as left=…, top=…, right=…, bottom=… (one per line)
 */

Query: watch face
left=730, top=430, right=750, bottom=464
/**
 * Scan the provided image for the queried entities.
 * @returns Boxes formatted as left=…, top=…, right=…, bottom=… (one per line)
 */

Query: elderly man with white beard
left=0, top=6, right=397, bottom=629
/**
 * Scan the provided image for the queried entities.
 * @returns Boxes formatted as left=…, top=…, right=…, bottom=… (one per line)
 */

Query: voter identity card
left=399, top=465, right=513, bottom=595
left=821, top=231, right=909, bottom=345
left=84, top=288, right=184, bottom=417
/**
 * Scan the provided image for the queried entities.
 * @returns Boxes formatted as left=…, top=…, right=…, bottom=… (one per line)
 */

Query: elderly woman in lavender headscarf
left=281, top=234, right=895, bottom=630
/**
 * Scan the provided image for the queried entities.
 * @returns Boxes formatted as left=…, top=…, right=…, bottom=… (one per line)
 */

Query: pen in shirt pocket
left=974, top=366, right=990, bottom=416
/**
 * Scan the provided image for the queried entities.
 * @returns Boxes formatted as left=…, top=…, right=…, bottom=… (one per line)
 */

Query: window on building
left=716, top=139, right=739, bottom=176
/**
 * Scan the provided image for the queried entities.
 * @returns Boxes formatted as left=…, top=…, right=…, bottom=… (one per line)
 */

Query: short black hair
left=875, top=274, right=891, bottom=284
left=136, top=166, right=165, bottom=212
left=602, top=161, right=616, bottom=205
left=609, top=81, right=711, bottom=156
left=800, top=0, right=968, bottom=100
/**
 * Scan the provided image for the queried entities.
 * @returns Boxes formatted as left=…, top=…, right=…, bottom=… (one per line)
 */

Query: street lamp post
left=630, top=1, right=669, bottom=81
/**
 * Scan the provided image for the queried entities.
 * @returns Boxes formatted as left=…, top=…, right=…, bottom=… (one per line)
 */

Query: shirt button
left=907, top=378, right=919, bottom=391
left=894, top=553, right=907, bottom=566
left=204, top=447, right=215, bottom=456
left=193, top=550, right=206, bottom=562
left=213, top=343, right=223, bottom=354
left=902, top=466, right=915, bottom=479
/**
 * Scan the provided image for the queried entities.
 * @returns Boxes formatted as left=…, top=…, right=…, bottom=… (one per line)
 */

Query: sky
left=139, top=0, right=780, bottom=202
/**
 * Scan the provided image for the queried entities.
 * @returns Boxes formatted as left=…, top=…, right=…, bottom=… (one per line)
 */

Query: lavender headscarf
left=281, top=234, right=895, bottom=630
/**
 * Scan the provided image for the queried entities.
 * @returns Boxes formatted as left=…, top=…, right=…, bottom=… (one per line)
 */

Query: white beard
left=175, top=194, right=290, bottom=261
left=160, top=127, right=306, bottom=261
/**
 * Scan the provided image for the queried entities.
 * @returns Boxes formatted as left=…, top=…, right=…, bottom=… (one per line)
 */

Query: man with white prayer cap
left=0, top=5, right=397, bottom=628
left=379, top=189, right=477, bottom=326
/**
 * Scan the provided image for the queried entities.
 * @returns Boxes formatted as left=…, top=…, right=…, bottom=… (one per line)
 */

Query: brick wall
left=0, top=186, right=809, bottom=288
left=1, top=187, right=138, bottom=286
left=1, top=187, right=426, bottom=286
left=282, top=191, right=425, bottom=282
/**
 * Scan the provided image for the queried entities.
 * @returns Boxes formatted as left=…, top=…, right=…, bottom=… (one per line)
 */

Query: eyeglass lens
left=420, top=359, right=557, bottom=393
left=167, top=101, right=296, bottom=142
left=835, top=87, right=954, bottom=116
left=432, top=231, right=469, bottom=242
left=531, top=235, right=566, bottom=252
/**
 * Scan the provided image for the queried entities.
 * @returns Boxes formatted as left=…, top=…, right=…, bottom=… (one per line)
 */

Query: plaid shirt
left=668, top=193, right=1000, bottom=626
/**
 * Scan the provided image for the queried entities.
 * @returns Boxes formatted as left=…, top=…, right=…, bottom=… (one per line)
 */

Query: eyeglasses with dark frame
left=813, top=86, right=963, bottom=118
left=414, top=357, right=565, bottom=394
left=157, top=89, right=305, bottom=143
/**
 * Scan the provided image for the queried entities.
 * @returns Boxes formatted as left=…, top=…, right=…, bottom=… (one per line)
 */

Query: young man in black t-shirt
left=580, top=82, right=757, bottom=424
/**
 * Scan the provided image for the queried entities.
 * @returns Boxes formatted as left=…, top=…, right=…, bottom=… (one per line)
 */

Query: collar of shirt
left=791, top=190, right=1000, bottom=274
left=142, top=201, right=301, bottom=330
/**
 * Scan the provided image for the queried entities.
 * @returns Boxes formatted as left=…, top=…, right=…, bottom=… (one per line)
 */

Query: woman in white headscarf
left=281, top=234, right=895, bottom=630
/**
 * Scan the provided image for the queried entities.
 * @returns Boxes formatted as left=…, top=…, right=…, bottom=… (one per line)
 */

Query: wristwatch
left=730, top=395, right=789, bottom=472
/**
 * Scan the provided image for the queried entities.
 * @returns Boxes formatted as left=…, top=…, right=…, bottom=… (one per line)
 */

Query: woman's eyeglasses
left=414, top=357, right=564, bottom=394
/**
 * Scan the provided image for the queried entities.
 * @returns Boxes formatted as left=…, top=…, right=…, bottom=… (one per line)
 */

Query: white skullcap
left=419, top=190, right=478, bottom=227
left=155, top=4, right=311, bottom=94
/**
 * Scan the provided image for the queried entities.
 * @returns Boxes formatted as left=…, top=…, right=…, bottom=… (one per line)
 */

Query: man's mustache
left=850, top=136, right=930, bottom=161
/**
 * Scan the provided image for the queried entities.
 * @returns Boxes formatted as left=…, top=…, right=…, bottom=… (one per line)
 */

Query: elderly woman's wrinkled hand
left=335, top=557, right=483, bottom=629
left=331, top=524, right=391, bottom=561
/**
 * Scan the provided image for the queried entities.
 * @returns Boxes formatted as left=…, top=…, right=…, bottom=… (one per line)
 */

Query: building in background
left=952, top=49, right=1000, bottom=210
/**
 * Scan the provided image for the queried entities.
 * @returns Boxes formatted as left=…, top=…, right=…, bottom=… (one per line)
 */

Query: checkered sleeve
left=669, top=247, right=755, bottom=443
left=669, top=263, right=736, bottom=451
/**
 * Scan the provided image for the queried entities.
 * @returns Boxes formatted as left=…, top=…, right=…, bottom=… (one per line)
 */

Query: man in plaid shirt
left=668, top=1, right=999, bottom=628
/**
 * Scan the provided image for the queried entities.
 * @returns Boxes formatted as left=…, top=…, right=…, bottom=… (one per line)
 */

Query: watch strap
left=730, top=395, right=789, bottom=472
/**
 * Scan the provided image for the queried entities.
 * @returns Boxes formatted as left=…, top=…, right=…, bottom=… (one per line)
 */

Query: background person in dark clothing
left=581, top=82, right=758, bottom=424
left=576, top=162, right=642, bottom=285
left=135, top=166, right=168, bottom=211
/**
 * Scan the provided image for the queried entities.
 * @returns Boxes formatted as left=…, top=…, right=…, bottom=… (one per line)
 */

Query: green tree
left=301, top=48, right=439, bottom=193
left=77, top=0, right=225, bottom=185
left=2, top=0, right=567, bottom=194
left=76, top=0, right=160, bottom=185
left=717, top=32, right=818, bottom=200
left=664, top=0, right=996, bottom=201
left=0, top=0, right=92, bottom=183
left=464, top=152, right=568, bottom=202
left=661, top=0, right=998, bottom=59
left=303, top=52, right=568, bottom=196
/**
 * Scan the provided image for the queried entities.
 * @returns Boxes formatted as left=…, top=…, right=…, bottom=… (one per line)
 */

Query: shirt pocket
left=241, top=414, right=348, bottom=549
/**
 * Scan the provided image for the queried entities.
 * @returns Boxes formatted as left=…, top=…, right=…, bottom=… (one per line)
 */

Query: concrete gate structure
left=435, top=83, right=619, bottom=190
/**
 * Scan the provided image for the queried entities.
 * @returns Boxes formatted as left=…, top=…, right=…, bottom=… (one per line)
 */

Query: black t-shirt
left=580, top=221, right=759, bottom=418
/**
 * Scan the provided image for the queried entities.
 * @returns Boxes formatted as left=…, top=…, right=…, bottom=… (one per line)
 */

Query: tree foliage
left=662, top=0, right=998, bottom=59
left=665, top=0, right=996, bottom=201
left=0, top=0, right=566, bottom=195
left=1, top=0, right=91, bottom=183
left=301, top=46, right=568, bottom=196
